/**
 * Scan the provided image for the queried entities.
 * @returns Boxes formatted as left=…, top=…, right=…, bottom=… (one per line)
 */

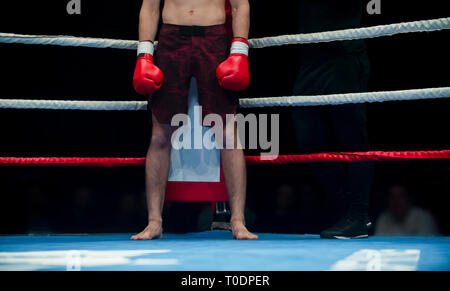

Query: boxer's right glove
left=133, top=41, right=164, bottom=95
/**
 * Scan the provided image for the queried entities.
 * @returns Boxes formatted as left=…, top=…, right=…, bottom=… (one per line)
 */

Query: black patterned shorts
left=150, top=24, right=238, bottom=124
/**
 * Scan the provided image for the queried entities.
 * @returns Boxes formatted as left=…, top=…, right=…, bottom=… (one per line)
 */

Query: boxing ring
left=1, top=17, right=450, bottom=271
left=1, top=232, right=449, bottom=271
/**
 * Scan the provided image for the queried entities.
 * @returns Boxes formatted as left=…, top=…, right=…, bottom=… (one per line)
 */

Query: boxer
left=131, top=0, right=257, bottom=240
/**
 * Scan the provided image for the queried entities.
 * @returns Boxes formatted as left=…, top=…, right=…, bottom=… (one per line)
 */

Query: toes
left=233, top=232, right=259, bottom=240
left=131, top=234, right=147, bottom=240
left=130, top=229, right=163, bottom=240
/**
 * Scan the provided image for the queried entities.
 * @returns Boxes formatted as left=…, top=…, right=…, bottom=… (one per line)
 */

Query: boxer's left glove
left=133, top=41, right=164, bottom=95
left=216, top=38, right=250, bottom=91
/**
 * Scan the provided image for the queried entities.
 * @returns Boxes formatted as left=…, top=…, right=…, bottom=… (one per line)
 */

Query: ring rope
left=1, top=17, right=449, bottom=50
left=0, top=33, right=138, bottom=50
left=240, top=87, right=450, bottom=108
left=250, top=17, right=450, bottom=48
left=246, top=150, right=450, bottom=164
left=1, top=150, right=449, bottom=167
left=1, top=87, right=449, bottom=111
left=0, top=99, right=147, bottom=111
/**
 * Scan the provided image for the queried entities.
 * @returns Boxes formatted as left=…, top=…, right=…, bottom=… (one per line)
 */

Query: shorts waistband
left=161, top=23, right=226, bottom=36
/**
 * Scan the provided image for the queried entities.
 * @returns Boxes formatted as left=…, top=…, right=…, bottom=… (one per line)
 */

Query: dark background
left=0, top=0, right=449, bottom=234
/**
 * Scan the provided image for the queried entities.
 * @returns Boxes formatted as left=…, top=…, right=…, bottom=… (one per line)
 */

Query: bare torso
left=162, top=0, right=226, bottom=26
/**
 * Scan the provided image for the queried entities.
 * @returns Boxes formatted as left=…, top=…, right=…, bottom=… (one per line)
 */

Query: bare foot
left=130, top=221, right=163, bottom=240
left=231, top=221, right=259, bottom=240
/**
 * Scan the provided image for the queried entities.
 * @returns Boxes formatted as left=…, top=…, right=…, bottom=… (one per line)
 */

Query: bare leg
left=221, top=121, right=258, bottom=240
left=131, top=114, right=175, bottom=240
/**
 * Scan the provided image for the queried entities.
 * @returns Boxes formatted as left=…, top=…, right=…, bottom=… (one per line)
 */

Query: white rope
left=0, top=99, right=147, bottom=111
left=239, top=87, right=450, bottom=108
left=1, top=17, right=449, bottom=50
left=1, top=87, right=449, bottom=111
left=0, top=33, right=138, bottom=50
left=249, top=17, right=450, bottom=48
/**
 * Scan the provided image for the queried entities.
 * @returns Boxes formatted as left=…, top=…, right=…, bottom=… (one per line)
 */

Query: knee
left=221, top=126, right=240, bottom=149
left=151, top=132, right=172, bottom=150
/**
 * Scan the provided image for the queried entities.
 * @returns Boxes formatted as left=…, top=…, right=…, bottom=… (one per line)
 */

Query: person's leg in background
left=291, top=63, right=348, bottom=227
left=320, top=53, right=374, bottom=238
left=292, top=53, right=374, bottom=238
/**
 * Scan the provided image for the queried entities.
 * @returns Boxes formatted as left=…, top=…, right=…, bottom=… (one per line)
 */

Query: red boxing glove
left=133, top=41, right=164, bottom=95
left=216, top=38, right=250, bottom=91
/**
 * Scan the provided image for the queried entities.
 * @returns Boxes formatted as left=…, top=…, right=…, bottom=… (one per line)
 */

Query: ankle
left=230, top=218, right=245, bottom=225
left=148, top=217, right=163, bottom=225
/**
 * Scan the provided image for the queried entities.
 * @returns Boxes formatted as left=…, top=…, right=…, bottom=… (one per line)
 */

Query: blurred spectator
left=375, top=184, right=440, bottom=236
left=256, top=184, right=299, bottom=233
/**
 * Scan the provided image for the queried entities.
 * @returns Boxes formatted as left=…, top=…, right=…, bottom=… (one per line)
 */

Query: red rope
left=246, top=150, right=450, bottom=164
left=0, top=150, right=449, bottom=167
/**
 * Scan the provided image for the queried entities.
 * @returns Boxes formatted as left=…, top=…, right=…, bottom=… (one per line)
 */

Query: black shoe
left=320, top=214, right=369, bottom=239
